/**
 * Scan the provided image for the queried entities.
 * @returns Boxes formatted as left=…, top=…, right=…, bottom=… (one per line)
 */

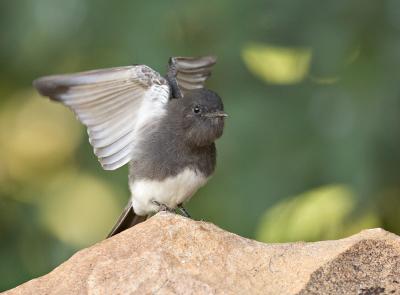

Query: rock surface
left=3, top=212, right=400, bottom=295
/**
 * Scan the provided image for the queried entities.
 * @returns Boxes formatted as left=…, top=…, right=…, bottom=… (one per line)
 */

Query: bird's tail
left=106, top=200, right=147, bottom=238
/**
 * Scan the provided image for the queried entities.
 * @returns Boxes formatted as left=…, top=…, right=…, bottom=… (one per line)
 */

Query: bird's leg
left=177, top=204, right=191, bottom=218
left=152, top=200, right=174, bottom=213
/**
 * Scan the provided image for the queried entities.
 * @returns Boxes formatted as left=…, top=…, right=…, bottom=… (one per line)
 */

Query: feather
left=168, top=56, right=217, bottom=96
left=33, top=65, right=170, bottom=170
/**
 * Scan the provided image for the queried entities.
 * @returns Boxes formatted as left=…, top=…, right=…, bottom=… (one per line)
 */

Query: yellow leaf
left=242, top=43, right=311, bottom=84
left=256, top=185, right=381, bottom=242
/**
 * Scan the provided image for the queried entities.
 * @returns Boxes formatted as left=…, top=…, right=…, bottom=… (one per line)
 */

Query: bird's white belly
left=130, top=168, right=208, bottom=216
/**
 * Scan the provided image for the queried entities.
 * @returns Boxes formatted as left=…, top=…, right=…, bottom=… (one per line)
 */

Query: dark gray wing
left=168, top=56, right=217, bottom=97
left=33, top=65, right=170, bottom=170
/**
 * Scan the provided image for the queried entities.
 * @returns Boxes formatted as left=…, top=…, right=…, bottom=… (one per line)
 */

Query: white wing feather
left=33, top=65, right=170, bottom=170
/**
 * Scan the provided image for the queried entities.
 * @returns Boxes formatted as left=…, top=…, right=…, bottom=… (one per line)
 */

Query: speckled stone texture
left=3, top=212, right=400, bottom=295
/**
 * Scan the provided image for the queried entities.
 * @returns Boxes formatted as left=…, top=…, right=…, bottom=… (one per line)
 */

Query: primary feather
left=33, top=65, right=170, bottom=170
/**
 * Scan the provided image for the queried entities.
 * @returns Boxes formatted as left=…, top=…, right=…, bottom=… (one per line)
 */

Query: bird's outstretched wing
left=168, top=56, right=217, bottom=97
left=33, top=65, right=170, bottom=170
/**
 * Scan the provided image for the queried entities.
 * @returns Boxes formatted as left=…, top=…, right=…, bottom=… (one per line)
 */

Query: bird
left=33, top=56, right=227, bottom=238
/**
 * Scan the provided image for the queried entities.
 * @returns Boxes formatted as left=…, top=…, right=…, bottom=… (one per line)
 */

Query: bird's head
left=176, top=89, right=227, bottom=147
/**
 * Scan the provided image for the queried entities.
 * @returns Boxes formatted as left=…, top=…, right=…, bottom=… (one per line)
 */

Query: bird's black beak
left=205, top=111, right=229, bottom=118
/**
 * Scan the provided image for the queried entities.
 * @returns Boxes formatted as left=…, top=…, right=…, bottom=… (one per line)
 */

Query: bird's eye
left=193, top=106, right=201, bottom=114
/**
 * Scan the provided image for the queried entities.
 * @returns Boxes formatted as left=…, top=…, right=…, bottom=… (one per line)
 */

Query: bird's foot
left=152, top=201, right=174, bottom=213
left=152, top=201, right=192, bottom=218
left=177, top=204, right=191, bottom=218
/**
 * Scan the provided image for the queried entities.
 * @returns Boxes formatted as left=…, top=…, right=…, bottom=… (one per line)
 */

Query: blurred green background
left=1, top=0, right=400, bottom=291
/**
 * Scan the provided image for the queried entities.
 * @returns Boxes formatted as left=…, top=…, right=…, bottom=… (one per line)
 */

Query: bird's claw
left=152, top=201, right=192, bottom=218
left=177, top=204, right=191, bottom=218
left=152, top=201, right=174, bottom=213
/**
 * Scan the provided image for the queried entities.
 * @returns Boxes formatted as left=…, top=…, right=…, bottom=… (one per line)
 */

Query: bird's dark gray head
left=169, top=88, right=226, bottom=147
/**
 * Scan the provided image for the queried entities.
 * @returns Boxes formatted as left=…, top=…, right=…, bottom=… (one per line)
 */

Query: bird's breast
left=130, top=168, right=209, bottom=216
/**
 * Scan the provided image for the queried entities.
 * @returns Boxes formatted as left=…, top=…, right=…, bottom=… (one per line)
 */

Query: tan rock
left=3, top=212, right=400, bottom=295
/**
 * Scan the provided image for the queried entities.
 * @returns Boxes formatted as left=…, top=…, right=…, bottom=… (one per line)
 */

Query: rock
left=3, top=212, right=400, bottom=295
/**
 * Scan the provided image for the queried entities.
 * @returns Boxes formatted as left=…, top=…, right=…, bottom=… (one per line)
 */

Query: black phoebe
left=33, top=56, right=227, bottom=237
